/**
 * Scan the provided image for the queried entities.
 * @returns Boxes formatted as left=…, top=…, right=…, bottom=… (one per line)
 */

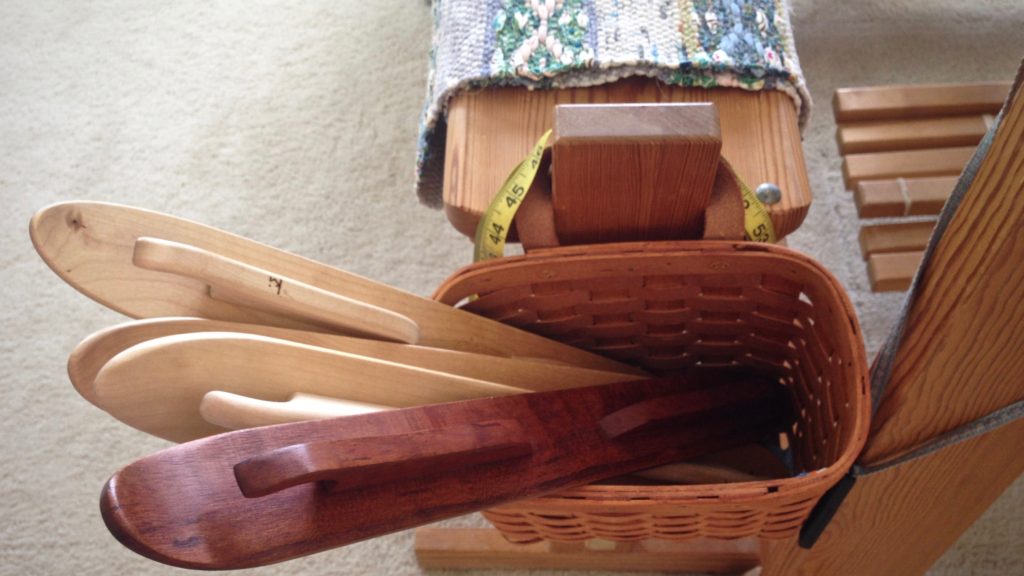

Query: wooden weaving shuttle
left=91, top=332, right=530, bottom=442
left=30, top=201, right=638, bottom=374
left=69, top=318, right=642, bottom=408
left=100, top=374, right=790, bottom=569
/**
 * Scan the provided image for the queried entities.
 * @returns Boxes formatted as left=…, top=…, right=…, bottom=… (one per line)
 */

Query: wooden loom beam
left=763, top=65, right=1024, bottom=576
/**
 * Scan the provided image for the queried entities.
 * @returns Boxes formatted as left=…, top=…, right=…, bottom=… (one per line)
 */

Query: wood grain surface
left=69, top=318, right=641, bottom=408
left=837, top=115, right=990, bottom=155
left=866, top=251, right=923, bottom=292
left=444, top=79, right=811, bottom=240
left=551, top=103, right=721, bottom=243
left=842, top=146, right=975, bottom=189
left=100, top=375, right=788, bottom=569
left=854, top=177, right=955, bottom=218
left=858, top=221, right=936, bottom=259
left=864, top=77, right=1024, bottom=461
left=91, top=332, right=644, bottom=442
left=30, top=202, right=637, bottom=374
left=765, top=68, right=1024, bottom=576
left=833, top=82, right=1010, bottom=122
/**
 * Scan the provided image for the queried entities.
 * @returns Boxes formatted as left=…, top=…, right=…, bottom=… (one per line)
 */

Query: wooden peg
left=551, top=103, right=722, bottom=244
left=233, top=420, right=532, bottom=498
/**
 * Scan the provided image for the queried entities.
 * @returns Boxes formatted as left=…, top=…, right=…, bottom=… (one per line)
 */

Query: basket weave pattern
left=435, top=242, right=869, bottom=542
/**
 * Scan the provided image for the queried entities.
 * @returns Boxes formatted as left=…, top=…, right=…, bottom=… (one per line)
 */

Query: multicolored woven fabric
left=416, top=0, right=811, bottom=206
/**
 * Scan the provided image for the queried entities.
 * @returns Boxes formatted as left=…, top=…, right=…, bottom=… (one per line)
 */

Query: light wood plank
left=858, top=221, right=936, bottom=259
left=842, top=146, right=975, bottom=190
left=444, top=78, right=811, bottom=241
left=866, top=251, right=922, bottom=292
left=833, top=82, right=1010, bottom=122
left=854, top=177, right=955, bottom=218
left=415, top=528, right=761, bottom=573
left=837, top=115, right=989, bottom=154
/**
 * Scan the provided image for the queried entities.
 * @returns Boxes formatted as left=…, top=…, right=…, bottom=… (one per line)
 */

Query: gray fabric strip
left=854, top=399, right=1024, bottom=477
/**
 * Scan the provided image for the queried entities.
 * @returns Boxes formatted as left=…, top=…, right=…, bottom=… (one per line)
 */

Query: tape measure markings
left=473, top=132, right=776, bottom=261
left=473, top=129, right=552, bottom=262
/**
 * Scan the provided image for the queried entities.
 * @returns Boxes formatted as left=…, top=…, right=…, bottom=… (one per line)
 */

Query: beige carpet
left=1, top=1, right=1022, bottom=574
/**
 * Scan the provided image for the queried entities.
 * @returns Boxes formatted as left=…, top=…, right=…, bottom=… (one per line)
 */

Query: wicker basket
left=434, top=240, right=869, bottom=542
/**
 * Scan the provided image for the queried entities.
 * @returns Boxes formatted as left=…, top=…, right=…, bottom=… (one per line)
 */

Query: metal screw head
left=755, top=182, right=782, bottom=205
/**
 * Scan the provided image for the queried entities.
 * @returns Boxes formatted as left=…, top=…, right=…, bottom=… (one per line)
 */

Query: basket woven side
left=435, top=242, right=869, bottom=541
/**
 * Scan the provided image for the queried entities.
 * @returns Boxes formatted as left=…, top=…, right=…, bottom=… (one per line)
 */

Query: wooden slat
left=867, top=251, right=923, bottom=292
left=854, top=177, right=955, bottom=218
left=858, top=221, right=936, bottom=259
left=837, top=115, right=990, bottom=154
left=833, top=82, right=1010, bottom=122
left=415, top=528, right=761, bottom=573
left=842, top=146, right=974, bottom=189
left=551, top=103, right=721, bottom=244
left=444, top=78, right=812, bottom=241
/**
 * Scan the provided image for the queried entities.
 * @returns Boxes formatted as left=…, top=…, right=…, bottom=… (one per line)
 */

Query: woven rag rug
left=415, top=0, right=812, bottom=206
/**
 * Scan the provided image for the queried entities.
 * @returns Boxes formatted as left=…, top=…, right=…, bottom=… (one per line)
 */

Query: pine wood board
left=415, top=528, right=761, bottom=573
left=29, top=202, right=637, bottom=375
left=443, top=79, right=811, bottom=241
left=837, top=115, right=990, bottom=155
left=833, top=82, right=1010, bottom=123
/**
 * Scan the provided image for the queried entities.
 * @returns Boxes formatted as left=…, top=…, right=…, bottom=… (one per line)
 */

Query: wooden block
left=833, top=81, right=1010, bottom=122
left=443, top=78, right=812, bottom=241
left=842, top=146, right=975, bottom=189
left=415, top=528, right=761, bottom=573
left=837, top=115, right=990, bottom=154
left=551, top=103, right=721, bottom=244
left=854, top=177, right=956, bottom=217
left=858, top=221, right=936, bottom=259
left=866, top=251, right=922, bottom=292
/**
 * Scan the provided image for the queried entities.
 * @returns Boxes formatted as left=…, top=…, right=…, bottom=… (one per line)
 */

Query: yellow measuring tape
left=473, top=131, right=775, bottom=260
left=473, top=130, right=552, bottom=262
left=735, top=166, right=778, bottom=244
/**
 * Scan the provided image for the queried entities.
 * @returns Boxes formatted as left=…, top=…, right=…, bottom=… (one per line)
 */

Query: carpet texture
left=1, top=1, right=1022, bottom=574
